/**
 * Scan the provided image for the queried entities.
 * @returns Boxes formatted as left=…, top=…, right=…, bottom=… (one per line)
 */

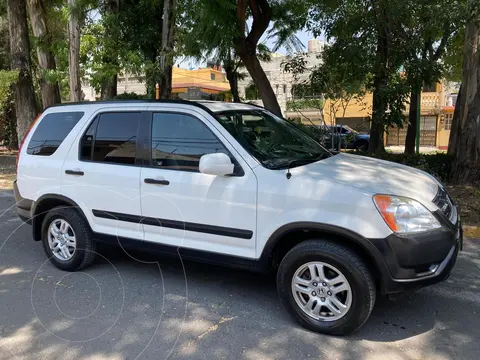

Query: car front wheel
left=277, top=240, right=376, bottom=335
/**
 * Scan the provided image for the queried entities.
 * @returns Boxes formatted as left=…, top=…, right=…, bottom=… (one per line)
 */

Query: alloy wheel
left=291, top=261, right=352, bottom=321
left=48, top=219, right=76, bottom=261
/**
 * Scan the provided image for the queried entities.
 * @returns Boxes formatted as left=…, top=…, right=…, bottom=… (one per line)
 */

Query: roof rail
left=44, top=99, right=218, bottom=115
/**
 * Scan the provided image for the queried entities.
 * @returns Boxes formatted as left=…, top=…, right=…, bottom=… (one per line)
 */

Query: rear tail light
left=16, top=114, right=42, bottom=174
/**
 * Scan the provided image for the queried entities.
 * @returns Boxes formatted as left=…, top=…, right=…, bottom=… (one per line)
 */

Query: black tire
left=41, top=206, right=96, bottom=271
left=356, top=141, right=369, bottom=152
left=277, top=240, right=376, bottom=336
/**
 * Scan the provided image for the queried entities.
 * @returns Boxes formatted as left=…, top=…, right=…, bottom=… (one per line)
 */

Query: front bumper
left=371, top=209, right=462, bottom=294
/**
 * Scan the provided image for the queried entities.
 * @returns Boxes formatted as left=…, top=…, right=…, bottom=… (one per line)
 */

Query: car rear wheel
left=277, top=240, right=376, bottom=335
left=356, top=141, right=369, bottom=152
left=41, top=206, right=96, bottom=271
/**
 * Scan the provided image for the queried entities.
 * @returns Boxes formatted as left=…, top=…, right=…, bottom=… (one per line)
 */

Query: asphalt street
left=0, top=189, right=479, bottom=360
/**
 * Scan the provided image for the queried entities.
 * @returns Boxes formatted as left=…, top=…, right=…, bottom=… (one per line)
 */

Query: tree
left=100, top=0, right=119, bottom=99
left=27, top=0, right=62, bottom=108
left=68, top=0, right=98, bottom=101
left=112, top=0, right=165, bottom=98
left=235, top=0, right=281, bottom=115
left=450, top=0, right=480, bottom=184
left=282, top=49, right=367, bottom=149
left=68, top=0, right=82, bottom=101
left=403, top=0, right=465, bottom=154
left=308, top=0, right=410, bottom=154
left=158, top=0, right=176, bottom=99
left=0, top=70, right=19, bottom=148
left=180, top=0, right=306, bottom=113
left=7, top=0, right=38, bottom=144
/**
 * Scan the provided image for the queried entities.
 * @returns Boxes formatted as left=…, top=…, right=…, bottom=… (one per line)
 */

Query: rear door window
left=27, top=112, right=84, bottom=156
left=80, top=112, right=141, bottom=165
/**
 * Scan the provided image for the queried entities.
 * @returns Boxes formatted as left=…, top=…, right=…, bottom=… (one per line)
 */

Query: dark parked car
left=324, top=125, right=370, bottom=151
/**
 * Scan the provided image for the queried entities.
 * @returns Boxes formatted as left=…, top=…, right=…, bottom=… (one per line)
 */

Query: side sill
left=93, top=232, right=269, bottom=273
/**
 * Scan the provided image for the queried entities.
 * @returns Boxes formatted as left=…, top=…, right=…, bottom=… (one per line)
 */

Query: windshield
left=328, top=125, right=357, bottom=134
left=214, top=110, right=331, bottom=169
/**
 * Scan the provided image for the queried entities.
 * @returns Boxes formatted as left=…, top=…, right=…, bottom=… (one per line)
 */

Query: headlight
left=373, top=195, right=441, bottom=234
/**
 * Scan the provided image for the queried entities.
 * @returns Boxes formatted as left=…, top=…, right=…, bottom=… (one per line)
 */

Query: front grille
left=433, top=187, right=453, bottom=220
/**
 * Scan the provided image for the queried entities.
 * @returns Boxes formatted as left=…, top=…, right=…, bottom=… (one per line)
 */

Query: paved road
left=0, top=190, right=478, bottom=360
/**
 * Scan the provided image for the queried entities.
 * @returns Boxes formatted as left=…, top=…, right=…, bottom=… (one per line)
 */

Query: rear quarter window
left=27, top=112, right=84, bottom=156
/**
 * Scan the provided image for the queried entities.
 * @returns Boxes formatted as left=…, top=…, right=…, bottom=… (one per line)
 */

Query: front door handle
left=144, top=178, right=170, bottom=186
left=65, top=169, right=84, bottom=176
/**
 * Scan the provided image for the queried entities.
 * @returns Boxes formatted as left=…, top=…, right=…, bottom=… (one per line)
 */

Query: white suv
left=14, top=100, right=462, bottom=335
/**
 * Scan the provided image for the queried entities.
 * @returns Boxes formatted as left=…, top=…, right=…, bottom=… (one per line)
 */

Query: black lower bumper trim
left=13, top=180, right=33, bottom=224
left=383, top=241, right=459, bottom=294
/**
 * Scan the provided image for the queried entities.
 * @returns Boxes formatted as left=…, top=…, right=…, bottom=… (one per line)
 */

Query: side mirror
left=199, top=153, right=234, bottom=176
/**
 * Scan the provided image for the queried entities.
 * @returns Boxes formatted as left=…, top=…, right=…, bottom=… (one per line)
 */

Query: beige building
left=320, top=81, right=458, bottom=149
left=238, top=39, right=325, bottom=116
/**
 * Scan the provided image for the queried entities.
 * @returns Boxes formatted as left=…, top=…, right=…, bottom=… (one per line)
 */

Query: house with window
left=81, top=64, right=231, bottom=102
left=305, top=80, right=458, bottom=150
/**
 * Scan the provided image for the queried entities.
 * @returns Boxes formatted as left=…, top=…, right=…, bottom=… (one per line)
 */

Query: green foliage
left=282, top=48, right=367, bottom=123
left=286, top=98, right=324, bottom=111
left=113, top=92, right=149, bottom=100
left=0, top=70, right=18, bottom=148
left=402, top=0, right=466, bottom=92
left=306, top=0, right=466, bottom=133
left=374, top=72, right=410, bottom=128
left=0, top=70, right=19, bottom=112
left=308, top=1, right=410, bottom=131
left=268, top=0, right=309, bottom=53
left=358, top=152, right=453, bottom=183
left=444, top=27, right=465, bottom=82
left=180, top=0, right=309, bottom=104
left=244, top=82, right=259, bottom=100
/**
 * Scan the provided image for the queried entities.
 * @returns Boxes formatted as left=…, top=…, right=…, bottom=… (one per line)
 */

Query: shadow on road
left=0, top=195, right=478, bottom=359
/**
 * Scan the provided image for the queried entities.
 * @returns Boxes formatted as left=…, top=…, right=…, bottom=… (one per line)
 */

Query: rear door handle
left=65, top=169, right=84, bottom=176
left=144, top=178, right=170, bottom=185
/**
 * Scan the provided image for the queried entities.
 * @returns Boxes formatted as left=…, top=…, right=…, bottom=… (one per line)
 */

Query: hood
left=293, top=153, right=440, bottom=209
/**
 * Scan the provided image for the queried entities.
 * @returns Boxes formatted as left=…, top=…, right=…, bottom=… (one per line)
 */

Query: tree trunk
left=224, top=61, right=240, bottom=102
left=369, top=80, right=387, bottom=154
left=240, top=50, right=282, bottom=116
left=67, top=0, right=82, bottom=102
left=7, top=0, right=38, bottom=145
left=235, top=0, right=282, bottom=116
left=100, top=73, right=118, bottom=100
left=447, top=84, right=462, bottom=156
left=158, top=0, right=175, bottom=100
left=404, top=88, right=420, bottom=154
left=27, top=0, right=61, bottom=108
left=100, top=0, right=119, bottom=100
left=368, top=28, right=388, bottom=154
left=451, top=6, right=480, bottom=184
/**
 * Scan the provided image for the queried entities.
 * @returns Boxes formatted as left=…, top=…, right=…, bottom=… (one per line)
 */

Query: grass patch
left=446, top=185, right=480, bottom=228
left=0, top=173, right=15, bottom=189
left=0, top=154, right=16, bottom=190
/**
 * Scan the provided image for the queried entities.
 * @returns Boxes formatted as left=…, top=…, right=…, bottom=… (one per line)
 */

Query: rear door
left=139, top=108, right=257, bottom=259
left=62, top=110, right=146, bottom=241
